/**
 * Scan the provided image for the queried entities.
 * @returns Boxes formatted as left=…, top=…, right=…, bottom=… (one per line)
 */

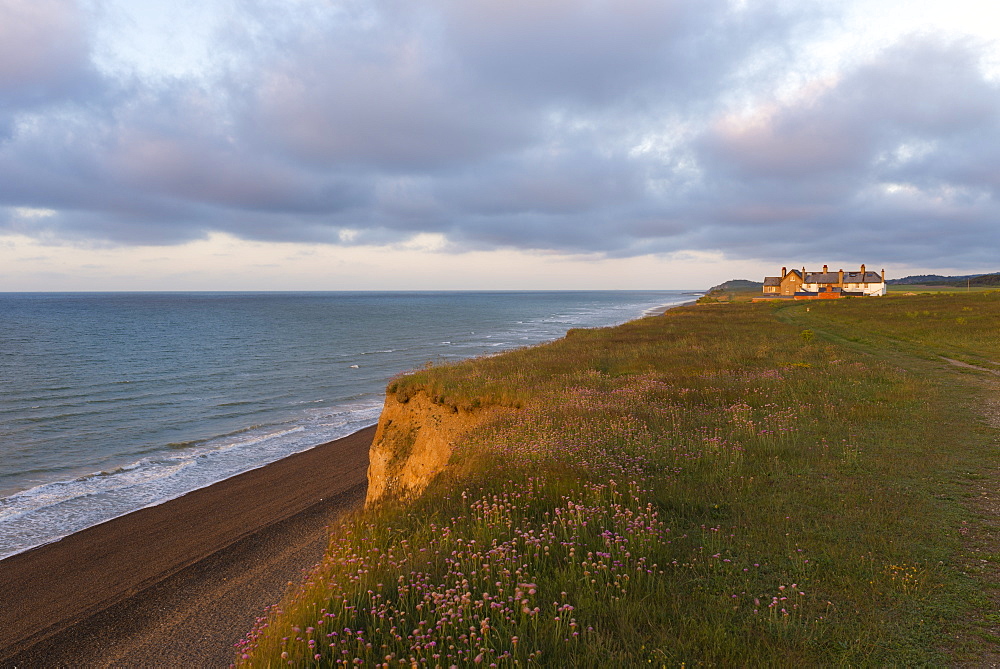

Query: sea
left=0, top=290, right=697, bottom=560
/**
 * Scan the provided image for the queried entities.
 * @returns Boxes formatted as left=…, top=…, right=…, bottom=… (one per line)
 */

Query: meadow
left=886, top=284, right=997, bottom=294
left=236, top=293, right=999, bottom=666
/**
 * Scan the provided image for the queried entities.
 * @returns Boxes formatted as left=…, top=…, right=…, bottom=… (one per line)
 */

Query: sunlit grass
left=237, top=299, right=997, bottom=666
left=777, top=290, right=1000, bottom=369
left=886, top=285, right=995, bottom=294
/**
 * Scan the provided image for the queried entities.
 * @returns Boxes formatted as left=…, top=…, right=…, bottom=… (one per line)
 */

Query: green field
left=237, top=292, right=1000, bottom=667
left=887, top=284, right=997, bottom=294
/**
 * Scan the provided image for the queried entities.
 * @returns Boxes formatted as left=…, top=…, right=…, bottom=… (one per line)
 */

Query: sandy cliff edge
left=366, top=390, right=498, bottom=506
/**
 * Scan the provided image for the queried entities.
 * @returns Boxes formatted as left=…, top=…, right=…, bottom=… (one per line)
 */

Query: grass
left=777, top=290, right=1000, bottom=369
left=236, top=295, right=999, bottom=667
left=886, top=284, right=997, bottom=294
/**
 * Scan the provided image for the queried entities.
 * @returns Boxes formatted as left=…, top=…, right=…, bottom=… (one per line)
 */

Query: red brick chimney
left=781, top=266, right=786, bottom=277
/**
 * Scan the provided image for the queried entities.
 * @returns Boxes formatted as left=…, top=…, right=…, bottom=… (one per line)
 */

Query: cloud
left=1, top=1, right=999, bottom=272
left=700, top=38, right=999, bottom=181
left=0, top=0, right=99, bottom=107
left=436, top=0, right=715, bottom=105
left=691, top=36, right=1000, bottom=264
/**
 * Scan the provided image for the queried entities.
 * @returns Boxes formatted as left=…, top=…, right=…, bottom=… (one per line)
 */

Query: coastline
left=642, top=294, right=703, bottom=316
left=0, top=424, right=374, bottom=666
left=0, top=294, right=696, bottom=665
left=1, top=291, right=688, bottom=563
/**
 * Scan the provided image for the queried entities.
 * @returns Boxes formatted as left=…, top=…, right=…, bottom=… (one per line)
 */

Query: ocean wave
left=0, top=401, right=382, bottom=561
left=640, top=297, right=695, bottom=317
left=166, top=438, right=208, bottom=449
left=0, top=459, right=194, bottom=524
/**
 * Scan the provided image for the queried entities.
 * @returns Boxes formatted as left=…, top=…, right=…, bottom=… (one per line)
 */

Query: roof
left=804, top=271, right=882, bottom=283
left=763, top=277, right=781, bottom=286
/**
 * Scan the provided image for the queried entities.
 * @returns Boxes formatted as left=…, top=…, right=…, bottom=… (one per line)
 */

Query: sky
left=2, top=0, right=999, bottom=290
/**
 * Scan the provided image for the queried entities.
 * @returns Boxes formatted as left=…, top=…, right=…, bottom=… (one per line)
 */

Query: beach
left=0, top=425, right=374, bottom=667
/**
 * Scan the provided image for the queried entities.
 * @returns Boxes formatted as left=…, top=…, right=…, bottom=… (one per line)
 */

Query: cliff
left=365, top=390, right=499, bottom=506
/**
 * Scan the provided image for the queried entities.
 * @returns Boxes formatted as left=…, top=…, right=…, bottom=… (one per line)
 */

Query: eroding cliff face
left=366, top=390, right=496, bottom=506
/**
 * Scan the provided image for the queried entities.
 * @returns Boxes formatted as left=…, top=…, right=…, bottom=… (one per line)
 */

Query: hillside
left=236, top=295, right=1000, bottom=666
left=888, top=272, right=1000, bottom=286
left=708, top=278, right=763, bottom=292
left=943, top=272, right=1000, bottom=286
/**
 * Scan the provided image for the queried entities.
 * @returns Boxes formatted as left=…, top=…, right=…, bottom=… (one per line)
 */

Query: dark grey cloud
left=438, top=0, right=715, bottom=104
left=1, top=1, right=999, bottom=271
left=439, top=150, right=642, bottom=217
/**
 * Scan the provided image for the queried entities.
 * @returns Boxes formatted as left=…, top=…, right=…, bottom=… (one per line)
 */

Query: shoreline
left=642, top=295, right=703, bottom=316
left=0, top=295, right=696, bottom=665
left=0, top=424, right=375, bottom=665
left=0, top=412, right=383, bottom=562
left=1, top=293, right=691, bottom=563
left=0, top=417, right=380, bottom=562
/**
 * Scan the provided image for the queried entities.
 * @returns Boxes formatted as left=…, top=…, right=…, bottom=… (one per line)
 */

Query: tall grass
left=237, top=300, right=997, bottom=666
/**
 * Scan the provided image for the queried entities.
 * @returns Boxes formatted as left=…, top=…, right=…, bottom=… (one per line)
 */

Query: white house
left=800, top=264, right=886, bottom=296
left=762, top=264, right=887, bottom=298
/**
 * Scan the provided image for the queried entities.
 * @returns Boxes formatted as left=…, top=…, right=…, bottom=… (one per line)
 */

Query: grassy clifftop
left=237, top=294, right=1000, bottom=666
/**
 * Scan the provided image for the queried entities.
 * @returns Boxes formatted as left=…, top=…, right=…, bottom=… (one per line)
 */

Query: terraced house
left=762, top=265, right=886, bottom=299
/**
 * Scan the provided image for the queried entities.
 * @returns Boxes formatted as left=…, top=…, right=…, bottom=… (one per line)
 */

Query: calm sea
left=0, top=291, right=696, bottom=559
